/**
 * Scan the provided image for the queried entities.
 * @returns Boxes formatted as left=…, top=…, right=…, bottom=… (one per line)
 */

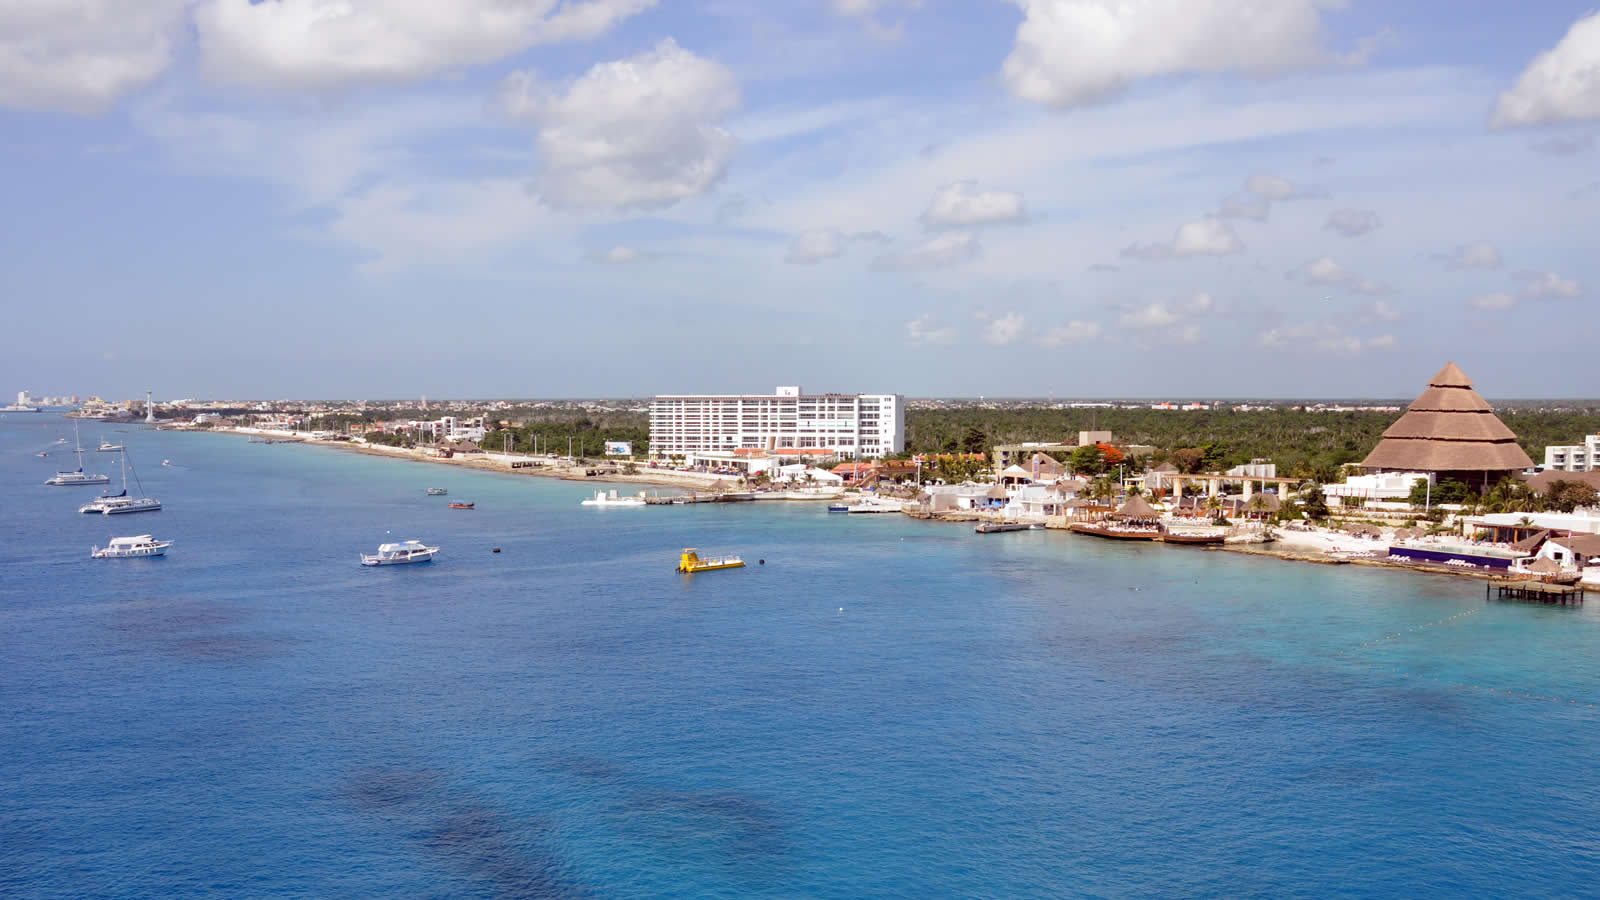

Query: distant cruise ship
left=0, top=404, right=39, bottom=412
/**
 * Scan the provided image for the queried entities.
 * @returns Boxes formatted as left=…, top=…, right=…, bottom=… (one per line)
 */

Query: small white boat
left=581, top=489, right=646, bottom=507
left=161, top=459, right=172, bottom=467
left=97, top=439, right=124, bottom=452
left=426, top=487, right=448, bottom=496
left=361, top=540, right=439, bottom=566
left=91, top=534, right=172, bottom=559
left=846, top=497, right=902, bottom=514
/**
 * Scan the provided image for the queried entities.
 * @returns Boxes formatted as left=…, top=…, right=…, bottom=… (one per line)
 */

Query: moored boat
left=361, top=540, right=439, bottom=566
left=448, top=502, right=475, bottom=509
left=581, top=489, right=646, bottom=507
left=676, top=548, right=745, bottom=573
left=91, top=535, right=172, bottom=559
left=45, top=424, right=109, bottom=486
left=97, top=439, right=124, bottom=452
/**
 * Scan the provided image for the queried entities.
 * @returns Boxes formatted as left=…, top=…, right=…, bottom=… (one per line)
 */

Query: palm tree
left=1206, top=494, right=1225, bottom=521
left=1248, top=493, right=1270, bottom=520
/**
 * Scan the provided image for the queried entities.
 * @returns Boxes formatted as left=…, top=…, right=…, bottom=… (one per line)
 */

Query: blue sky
left=1, top=0, right=1596, bottom=400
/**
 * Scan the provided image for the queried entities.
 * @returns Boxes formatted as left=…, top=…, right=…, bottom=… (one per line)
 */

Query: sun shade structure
left=1360, top=362, right=1533, bottom=489
left=1115, top=494, right=1159, bottom=518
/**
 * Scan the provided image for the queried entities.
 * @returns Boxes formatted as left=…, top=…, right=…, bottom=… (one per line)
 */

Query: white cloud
left=982, top=312, right=1026, bottom=345
left=1522, top=271, right=1583, bottom=299
left=1038, top=320, right=1102, bottom=346
left=1120, top=302, right=1179, bottom=329
left=1291, top=256, right=1387, bottom=295
left=1121, top=220, right=1244, bottom=260
left=1257, top=322, right=1385, bottom=355
left=502, top=39, right=739, bottom=210
left=1470, top=292, right=1517, bottom=310
left=1440, top=241, right=1503, bottom=269
left=906, top=314, right=957, bottom=344
left=1324, top=208, right=1382, bottom=237
left=1002, top=0, right=1333, bottom=109
left=586, top=245, right=650, bottom=264
left=194, top=0, right=655, bottom=91
left=0, top=0, right=189, bottom=114
left=785, top=229, right=845, bottom=264
left=1359, top=299, right=1401, bottom=322
left=1216, top=192, right=1270, bottom=221
left=1491, top=11, right=1600, bottom=127
left=921, top=181, right=1026, bottom=226
left=1245, top=174, right=1297, bottom=201
left=872, top=232, right=980, bottom=271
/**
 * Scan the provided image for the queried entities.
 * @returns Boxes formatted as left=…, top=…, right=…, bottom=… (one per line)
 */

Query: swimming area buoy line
left=1337, top=606, right=1597, bottom=710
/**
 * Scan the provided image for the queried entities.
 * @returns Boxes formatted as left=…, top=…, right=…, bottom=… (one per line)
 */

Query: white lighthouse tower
left=145, top=391, right=155, bottom=424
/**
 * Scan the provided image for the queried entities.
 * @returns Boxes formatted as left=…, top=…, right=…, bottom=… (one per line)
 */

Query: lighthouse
left=145, top=391, right=155, bottom=424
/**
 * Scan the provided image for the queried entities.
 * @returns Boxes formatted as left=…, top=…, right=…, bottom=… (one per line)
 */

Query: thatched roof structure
left=1510, top=530, right=1550, bottom=554
left=987, top=483, right=1010, bottom=500
left=1360, top=363, right=1533, bottom=475
left=1523, top=470, right=1600, bottom=495
left=1116, top=495, right=1159, bottom=518
left=1527, top=557, right=1562, bottom=574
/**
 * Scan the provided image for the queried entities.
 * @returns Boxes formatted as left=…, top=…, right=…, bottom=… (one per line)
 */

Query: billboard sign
left=605, top=441, right=633, bottom=456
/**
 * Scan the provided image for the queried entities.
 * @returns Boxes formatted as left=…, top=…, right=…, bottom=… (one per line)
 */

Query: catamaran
left=44, top=423, right=109, bottom=486
left=79, top=447, right=160, bottom=515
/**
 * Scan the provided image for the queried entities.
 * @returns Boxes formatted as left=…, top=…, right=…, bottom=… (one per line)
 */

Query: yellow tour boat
left=676, top=548, right=745, bottom=573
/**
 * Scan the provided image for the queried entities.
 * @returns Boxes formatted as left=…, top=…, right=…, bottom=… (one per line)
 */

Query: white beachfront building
left=1545, top=434, right=1600, bottom=472
left=649, top=386, right=904, bottom=460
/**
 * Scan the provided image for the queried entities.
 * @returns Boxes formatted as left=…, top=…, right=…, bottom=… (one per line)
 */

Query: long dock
left=1488, top=578, right=1586, bottom=604
left=975, top=522, right=1034, bottom=534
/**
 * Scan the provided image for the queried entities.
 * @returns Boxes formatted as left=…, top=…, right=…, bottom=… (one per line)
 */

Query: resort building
left=1544, top=434, right=1600, bottom=472
left=1359, top=362, right=1533, bottom=490
left=648, top=386, right=904, bottom=460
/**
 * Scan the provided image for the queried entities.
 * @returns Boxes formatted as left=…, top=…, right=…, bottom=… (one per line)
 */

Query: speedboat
left=361, top=540, right=439, bottom=566
left=161, top=459, right=172, bottom=467
left=676, top=548, right=745, bottom=573
left=97, top=439, right=123, bottom=452
left=581, top=489, right=646, bottom=507
left=91, top=535, right=172, bottom=559
left=426, top=487, right=448, bottom=496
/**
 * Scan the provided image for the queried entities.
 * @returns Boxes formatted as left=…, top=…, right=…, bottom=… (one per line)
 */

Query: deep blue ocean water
left=4, top=416, right=1600, bottom=898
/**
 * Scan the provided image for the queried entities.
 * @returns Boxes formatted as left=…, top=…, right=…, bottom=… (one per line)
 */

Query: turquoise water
left=4, top=417, right=1600, bottom=897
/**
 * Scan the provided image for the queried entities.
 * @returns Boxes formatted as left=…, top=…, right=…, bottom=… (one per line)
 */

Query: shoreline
left=172, top=425, right=1583, bottom=589
left=181, top=426, right=735, bottom=492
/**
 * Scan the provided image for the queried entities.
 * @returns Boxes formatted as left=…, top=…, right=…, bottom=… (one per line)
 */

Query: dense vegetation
left=479, top=413, right=651, bottom=458
left=903, top=407, right=1600, bottom=481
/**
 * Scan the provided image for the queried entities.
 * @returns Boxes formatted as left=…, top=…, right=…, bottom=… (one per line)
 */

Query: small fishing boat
left=448, top=502, right=475, bottom=509
left=361, top=540, right=439, bottom=566
left=91, top=535, right=172, bottom=559
left=426, top=487, right=448, bottom=496
left=676, top=548, right=744, bottom=573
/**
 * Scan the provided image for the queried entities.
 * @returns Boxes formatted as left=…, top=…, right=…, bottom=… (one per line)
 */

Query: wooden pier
left=975, top=522, right=1034, bottom=534
left=1488, top=578, right=1586, bottom=604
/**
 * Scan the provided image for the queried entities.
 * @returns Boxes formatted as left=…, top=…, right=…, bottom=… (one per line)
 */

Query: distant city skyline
left=2, top=2, right=1596, bottom=397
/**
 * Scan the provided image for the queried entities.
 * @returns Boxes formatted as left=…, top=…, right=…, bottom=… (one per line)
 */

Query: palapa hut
left=1115, top=494, right=1159, bottom=521
left=1360, top=362, right=1533, bottom=490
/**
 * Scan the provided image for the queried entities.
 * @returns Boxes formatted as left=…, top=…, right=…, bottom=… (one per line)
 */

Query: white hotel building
left=649, top=386, right=904, bottom=460
left=1545, top=434, right=1600, bottom=472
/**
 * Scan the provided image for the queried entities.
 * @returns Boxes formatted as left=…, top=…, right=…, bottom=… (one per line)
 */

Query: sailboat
left=79, top=447, right=160, bottom=515
left=45, top=423, right=110, bottom=486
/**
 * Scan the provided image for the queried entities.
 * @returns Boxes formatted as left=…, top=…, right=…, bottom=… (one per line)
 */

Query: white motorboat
left=426, top=487, right=448, bottom=496
left=91, top=535, right=172, bottom=558
left=45, top=423, right=110, bottom=486
left=97, top=438, right=124, bottom=452
left=846, top=497, right=902, bottom=514
left=361, top=540, right=439, bottom=566
left=581, top=489, right=647, bottom=507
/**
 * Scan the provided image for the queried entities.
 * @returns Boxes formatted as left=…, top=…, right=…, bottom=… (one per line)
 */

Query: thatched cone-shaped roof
left=1527, top=556, right=1562, bottom=574
left=1116, top=494, right=1159, bottom=518
left=1360, top=363, right=1533, bottom=474
left=987, top=483, right=1010, bottom=500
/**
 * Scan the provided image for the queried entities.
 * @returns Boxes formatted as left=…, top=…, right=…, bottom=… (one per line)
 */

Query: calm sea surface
left=4, top=416, right=1600, bottom=898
